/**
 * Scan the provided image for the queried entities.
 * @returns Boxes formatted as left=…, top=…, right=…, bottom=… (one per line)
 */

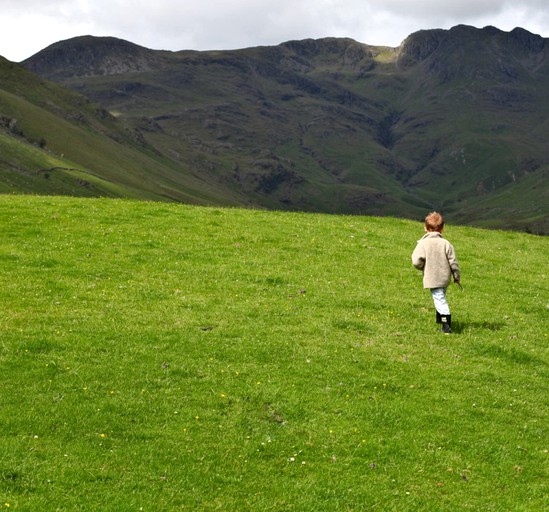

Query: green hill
left=1, top=195, right=547, bottom=510
left=0, top=55, right=247, bottom=205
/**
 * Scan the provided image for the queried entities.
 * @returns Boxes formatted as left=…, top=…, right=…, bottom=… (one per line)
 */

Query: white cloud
left=2, top=0, right=549, bottom=62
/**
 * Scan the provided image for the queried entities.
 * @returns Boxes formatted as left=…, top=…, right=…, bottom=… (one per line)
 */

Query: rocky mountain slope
left=6, top=25, right=549, bottom=232
left=0, top=53, right=246, bottom=204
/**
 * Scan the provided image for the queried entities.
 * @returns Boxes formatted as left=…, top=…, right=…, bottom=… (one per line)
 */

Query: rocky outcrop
left=507, top=27, right=545, bottom=53
left=22, top=36, right=169, bottom=80
left=396, top=24, right=549, bottom=84
left=396, top=29, right=445, bottom=67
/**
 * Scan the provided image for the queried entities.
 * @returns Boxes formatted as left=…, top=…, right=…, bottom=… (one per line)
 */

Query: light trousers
left=430, top=287, right=450, bottom=315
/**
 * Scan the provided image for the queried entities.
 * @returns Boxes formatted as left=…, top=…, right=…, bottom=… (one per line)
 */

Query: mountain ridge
left=21, top=35, right=171, bottom=79
left=1, top=25, right=547, bottom=233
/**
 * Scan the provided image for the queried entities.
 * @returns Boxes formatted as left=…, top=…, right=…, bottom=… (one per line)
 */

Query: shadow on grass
left=473, top=342, right=547, bottom=366
left=451, top=320, right=505, bottom=335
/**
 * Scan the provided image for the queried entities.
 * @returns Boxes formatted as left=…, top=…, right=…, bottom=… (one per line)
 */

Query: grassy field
left=0, top=195, right=547, bottom=511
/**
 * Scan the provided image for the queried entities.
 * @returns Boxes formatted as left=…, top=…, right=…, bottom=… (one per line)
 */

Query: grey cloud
left=90, top=0, right=549, bottom=51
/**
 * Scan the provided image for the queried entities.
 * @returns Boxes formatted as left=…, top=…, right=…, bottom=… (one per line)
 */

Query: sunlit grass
left=0, top=195, right=547, bottom=511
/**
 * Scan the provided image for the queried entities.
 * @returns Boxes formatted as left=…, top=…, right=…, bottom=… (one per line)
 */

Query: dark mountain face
left=398, top=25, right=546, bottom=84
left=22, top=36, right=170, bottom=80
left=15, top=26, right=549, bottom=232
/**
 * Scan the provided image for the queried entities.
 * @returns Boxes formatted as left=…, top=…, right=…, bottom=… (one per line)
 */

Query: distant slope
left=16, top=27, right=549, bottom=233
left=0, top=55, right=249, bottom=205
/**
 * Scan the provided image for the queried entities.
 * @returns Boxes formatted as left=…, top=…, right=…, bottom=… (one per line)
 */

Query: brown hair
left=424, top=211, right=444, bottom=232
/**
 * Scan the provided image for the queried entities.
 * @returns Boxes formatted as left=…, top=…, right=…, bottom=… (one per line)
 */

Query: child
left=411, top=212, right=461, bottom=334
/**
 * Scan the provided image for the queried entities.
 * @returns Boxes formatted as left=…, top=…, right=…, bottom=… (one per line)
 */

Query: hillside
left=1, top=195, right=547, bottom=509
left=0, top=54, right=250, bottom=205
left=2, top=26, right=548, bottom=232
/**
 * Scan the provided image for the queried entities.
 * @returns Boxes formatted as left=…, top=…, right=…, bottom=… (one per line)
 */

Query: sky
left=2, top=0, right=549, bottom=62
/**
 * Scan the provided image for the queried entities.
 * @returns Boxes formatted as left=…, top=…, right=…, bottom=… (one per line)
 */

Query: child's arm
left=447, top=244, right=460, bottom=283
left=411, top=243, right=425, bottom=271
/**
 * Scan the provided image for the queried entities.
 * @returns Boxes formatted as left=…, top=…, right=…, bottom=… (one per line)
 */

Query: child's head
left=424, top=211, right=444, bottom=232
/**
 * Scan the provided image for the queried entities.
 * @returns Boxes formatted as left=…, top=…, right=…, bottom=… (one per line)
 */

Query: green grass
left=0, top=195, right=547, bottom=511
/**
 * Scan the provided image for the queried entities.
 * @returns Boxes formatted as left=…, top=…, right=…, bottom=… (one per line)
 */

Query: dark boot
left=440, top=314, right=452, bottom=334
left=436, top=311, right=442, bottom=324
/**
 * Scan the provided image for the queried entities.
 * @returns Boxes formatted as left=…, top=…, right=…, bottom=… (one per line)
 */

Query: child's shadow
left=452, top=321, right=505, bottom=334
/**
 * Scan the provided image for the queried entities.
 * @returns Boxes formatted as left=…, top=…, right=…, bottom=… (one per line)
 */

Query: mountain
left=8, top=26, right=549, bottom=232
left=0, top=52, right=247, bottom=204
left=18, top=36, right=168, bottom=80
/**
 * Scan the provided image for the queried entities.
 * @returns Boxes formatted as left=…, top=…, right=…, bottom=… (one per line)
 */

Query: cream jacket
left=411, top=232, right=460, bottom=289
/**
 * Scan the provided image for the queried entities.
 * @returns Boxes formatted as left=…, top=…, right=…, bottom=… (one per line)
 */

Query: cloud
left=370, top=0, right=505, bottom=19
left=1, top=0, right=96, bottom=61
left=2, top=0, right=549, bottom=62
left=84, top=1, right=344, bottom=50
